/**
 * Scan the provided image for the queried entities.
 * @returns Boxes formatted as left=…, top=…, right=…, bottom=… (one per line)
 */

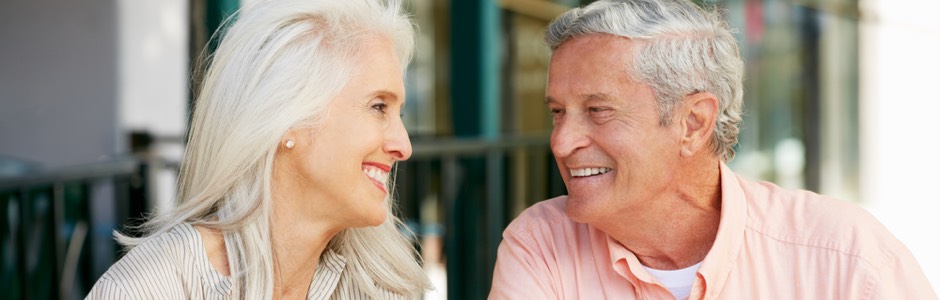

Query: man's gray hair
left=546, top=0, right=744, bottom=161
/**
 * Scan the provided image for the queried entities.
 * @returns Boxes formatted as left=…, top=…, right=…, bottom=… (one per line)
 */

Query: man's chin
left=565, top=195, right=600, bottom=224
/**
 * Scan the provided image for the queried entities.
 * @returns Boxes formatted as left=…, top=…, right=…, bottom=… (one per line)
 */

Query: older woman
left=86, top=0, right=429, bottom=298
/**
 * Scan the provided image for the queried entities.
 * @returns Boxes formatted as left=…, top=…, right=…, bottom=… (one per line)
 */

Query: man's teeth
left=570, top=167, right=612, bottom=177
left=363, top=167, right=389, bottom=185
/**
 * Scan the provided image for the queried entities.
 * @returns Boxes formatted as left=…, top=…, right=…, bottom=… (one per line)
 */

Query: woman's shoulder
left=86, top=223, right=218, bottom=299
left=117, top=223, right=203, bottom=268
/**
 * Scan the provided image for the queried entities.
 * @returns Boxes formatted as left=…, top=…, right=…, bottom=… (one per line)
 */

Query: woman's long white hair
left=116, top=0, right=430, bottom=298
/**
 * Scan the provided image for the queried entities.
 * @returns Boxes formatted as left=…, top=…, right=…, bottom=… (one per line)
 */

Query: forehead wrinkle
left=584, top=93, right=613, bottom=104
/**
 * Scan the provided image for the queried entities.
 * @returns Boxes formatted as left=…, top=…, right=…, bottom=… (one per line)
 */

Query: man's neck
left=601, top=160, right=722, bottom=270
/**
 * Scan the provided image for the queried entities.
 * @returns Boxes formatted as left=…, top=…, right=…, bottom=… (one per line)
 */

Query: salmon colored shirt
left=490, top=163, right=936, bottom=299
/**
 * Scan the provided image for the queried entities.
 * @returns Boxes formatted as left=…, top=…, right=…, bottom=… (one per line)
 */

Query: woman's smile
left=362, top=162, right=390, bottom=194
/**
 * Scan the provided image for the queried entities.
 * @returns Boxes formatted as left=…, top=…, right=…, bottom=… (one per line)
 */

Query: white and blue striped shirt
left=85, top=223, right=403, bottom=299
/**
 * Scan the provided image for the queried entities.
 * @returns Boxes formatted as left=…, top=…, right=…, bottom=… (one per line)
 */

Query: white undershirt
left=642, top=261, right=702, bottom=300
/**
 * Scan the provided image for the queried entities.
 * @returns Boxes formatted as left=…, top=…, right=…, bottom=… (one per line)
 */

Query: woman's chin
left=368, top=210, right=389, bottom=226
left=351, top=209, right=388, bottom=228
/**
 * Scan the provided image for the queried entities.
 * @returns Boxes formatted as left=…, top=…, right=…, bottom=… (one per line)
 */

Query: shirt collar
left=606, top=162, right=748, bottom=296
left=189, top=222, right=350, bottom=299
left=307, top=249, right=347, bottom=300
left=695, top=161, right=748, bottom=298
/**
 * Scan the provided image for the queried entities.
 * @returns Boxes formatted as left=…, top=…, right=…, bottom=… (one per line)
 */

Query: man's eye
left=550, top=108, right=563, bottom=115
left=588, top=107, right=608, bottom=113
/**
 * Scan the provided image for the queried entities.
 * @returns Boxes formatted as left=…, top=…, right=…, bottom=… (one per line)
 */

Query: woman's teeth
left=363, top=167, right=389, bottom=185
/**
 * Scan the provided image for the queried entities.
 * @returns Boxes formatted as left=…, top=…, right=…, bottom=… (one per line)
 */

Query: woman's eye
left=372, top=102, right=388, bottom=113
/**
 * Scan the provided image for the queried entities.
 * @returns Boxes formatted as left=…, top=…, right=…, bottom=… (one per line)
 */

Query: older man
left=490, top=0, right=935, bottom=299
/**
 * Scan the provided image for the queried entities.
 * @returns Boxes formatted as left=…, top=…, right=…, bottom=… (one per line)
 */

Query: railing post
left=52, top=182, right=65, bottom=298
left=485, top=150, right=504, bottom=282
left=449, top=0, right=504, bottom=296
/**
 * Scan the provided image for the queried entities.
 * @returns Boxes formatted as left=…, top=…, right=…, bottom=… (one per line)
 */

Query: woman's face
left=275, top=37, right=411, bottom=230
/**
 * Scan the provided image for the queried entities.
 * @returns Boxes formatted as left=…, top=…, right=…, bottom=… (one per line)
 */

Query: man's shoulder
left=519, top=195, right=570, bottom=219
left=741, top=178, right=869, bottom=222
left=503, top=196, right=590, bottom=240
left=740, top=178, right=885, bottom=234
left=738, top=178, right=904, bottom=267
left=508, top=196, right=571, bottom=226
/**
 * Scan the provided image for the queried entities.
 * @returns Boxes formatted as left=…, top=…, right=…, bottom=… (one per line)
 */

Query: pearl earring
left=285, top=139, right=295, bottom=149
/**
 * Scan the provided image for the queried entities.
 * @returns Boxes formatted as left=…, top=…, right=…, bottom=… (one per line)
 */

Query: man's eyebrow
left=584, top=93, right=613, bottom=103
left=544, top=93, right=614, bottom=104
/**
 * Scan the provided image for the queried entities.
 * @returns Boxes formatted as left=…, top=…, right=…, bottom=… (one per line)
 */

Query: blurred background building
left=1, top=0, right=937, bottom=298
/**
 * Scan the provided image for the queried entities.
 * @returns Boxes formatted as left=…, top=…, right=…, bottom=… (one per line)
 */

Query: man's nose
left=550, top=117, right=590, bottom=158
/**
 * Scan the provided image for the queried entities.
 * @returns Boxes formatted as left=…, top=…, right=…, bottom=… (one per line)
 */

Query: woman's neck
left=270, top=205, right=341, bottom=299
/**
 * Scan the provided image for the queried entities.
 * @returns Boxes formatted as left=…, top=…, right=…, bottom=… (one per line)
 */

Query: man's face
left=546, top=35, right=683, bottom=225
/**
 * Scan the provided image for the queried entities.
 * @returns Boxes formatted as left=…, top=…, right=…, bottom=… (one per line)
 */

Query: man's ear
left=678, top=92, right=719, bottom=157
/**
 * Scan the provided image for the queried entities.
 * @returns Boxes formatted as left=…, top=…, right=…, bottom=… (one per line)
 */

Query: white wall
left=0, top=0, right=119, bottom=168
left=118, top=0, right=188, bottom=138
left=0, top=0, right=187, bottom=174
left=117, top=0, right=189, bottom=213
left=860, top=0, right=940, bottom=291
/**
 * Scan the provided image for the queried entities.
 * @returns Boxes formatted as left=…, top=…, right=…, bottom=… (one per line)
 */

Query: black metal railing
left=0, top=158, right=150, bottom=299
left=0, top=134, right=563, bottom=299
left=399, top=134, right=565, bottom=299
